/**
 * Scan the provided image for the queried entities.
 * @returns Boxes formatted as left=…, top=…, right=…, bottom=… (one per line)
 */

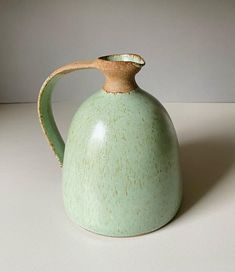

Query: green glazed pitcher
left=38, top=53, right=182, bottom=237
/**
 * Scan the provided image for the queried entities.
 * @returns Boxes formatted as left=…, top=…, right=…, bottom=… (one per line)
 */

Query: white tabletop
left=1, top=102, right=235, bottom=272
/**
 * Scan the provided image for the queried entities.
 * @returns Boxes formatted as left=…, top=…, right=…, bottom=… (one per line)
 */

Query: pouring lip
left=98, top=53, right=145, bottom=67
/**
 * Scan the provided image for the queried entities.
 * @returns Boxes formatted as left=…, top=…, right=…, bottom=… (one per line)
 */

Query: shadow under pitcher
left=37, top=53, right=182, bottom=237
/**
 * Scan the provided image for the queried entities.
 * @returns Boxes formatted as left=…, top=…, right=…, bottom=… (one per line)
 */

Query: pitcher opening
left=99, top=53, right=145, bottom=67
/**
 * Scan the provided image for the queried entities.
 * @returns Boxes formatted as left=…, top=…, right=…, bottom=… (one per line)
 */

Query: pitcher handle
left=37, top=60, right=97, bottom=167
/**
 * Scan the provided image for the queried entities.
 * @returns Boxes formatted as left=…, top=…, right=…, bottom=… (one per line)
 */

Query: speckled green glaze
left=62, top=88, right=182, bottom=237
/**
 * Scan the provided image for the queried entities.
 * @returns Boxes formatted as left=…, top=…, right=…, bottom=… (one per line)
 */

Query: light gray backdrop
left=1, top=0, right=235, bottom=103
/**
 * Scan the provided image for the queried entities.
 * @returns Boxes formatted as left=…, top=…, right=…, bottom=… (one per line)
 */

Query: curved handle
left=37, top=60, right=97, bottom=167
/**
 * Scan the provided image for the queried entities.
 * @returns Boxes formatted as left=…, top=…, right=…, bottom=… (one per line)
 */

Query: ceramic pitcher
left=38, top=53, right=182, bottom=237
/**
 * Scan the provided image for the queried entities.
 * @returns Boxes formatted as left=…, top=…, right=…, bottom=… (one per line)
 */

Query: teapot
left=38, top=53, right=182, bottom=237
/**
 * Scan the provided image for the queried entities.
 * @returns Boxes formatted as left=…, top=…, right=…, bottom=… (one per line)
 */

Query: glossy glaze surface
left=63, top=88, right=182, bottom=236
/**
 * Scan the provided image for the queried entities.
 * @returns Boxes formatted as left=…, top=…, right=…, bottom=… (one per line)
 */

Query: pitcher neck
left=95, top=54, right=145, bottom=93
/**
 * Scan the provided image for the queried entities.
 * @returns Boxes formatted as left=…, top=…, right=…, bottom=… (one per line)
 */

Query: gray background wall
left=1, top=0, right=235, bottom=103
